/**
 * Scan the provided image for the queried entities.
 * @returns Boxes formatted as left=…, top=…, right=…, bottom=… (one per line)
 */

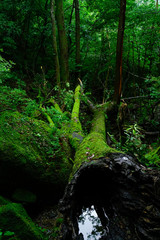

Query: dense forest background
left=1, top=0, right=159, bottom=160
left=0, top=0, right=160, bottom=239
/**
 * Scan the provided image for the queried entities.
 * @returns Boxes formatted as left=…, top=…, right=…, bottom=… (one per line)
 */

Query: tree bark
left=51, top=0, right=61, bottom=88
left=75, top=0, right=81, bottom=80
left=55, top=0, right=69, bottom=85
left=59, top=153, right=160, bottom=240
left=113, top=0, right=126, bottom=104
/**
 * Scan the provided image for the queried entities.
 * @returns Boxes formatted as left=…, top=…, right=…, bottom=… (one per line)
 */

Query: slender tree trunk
left=75, top=0, right=81, bottom=80
left=113, top=0, right=126, bottom=104
left=55, top=0, right=69, bottom=85
left=32, top=0, right=48, bottom=74
left=51, top=0, right=61, bottom=88
left=68, top=0, right=75, bottom=53
left=156, top=0, right=158, bottom=9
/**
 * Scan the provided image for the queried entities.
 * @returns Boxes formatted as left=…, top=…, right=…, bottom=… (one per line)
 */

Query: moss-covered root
left=0, top=202, right=43, bottom=240
left=70, top=85, right=84, bottom=149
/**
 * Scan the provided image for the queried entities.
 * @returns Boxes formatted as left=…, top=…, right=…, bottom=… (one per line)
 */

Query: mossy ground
left=0, top=200, right=43, bottom=240
left=0, top=111, right=72, bottom=197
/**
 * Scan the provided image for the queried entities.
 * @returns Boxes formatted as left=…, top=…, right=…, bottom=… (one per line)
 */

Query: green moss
left=70, top=85, right=84, bottom=149
left=0, top=196, right=10, bottom=206
left=0, top=111, right=51, bottom=165
left=0, top=203, right=43, bottom=240
left=70, top=107, right=122, bottom=178
left=71, top=132, right=121, bottom=177
left=12, top=189, right=37, bottom=204
left=90, top=109, right=106, bottom=137
left=0, top=111, right=72, bottom=194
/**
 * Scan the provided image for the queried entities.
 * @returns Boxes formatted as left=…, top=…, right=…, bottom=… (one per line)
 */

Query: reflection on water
left=78, top=205, right=108, bottom=240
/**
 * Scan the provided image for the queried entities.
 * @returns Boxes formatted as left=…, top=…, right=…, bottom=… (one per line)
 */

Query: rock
left=0, top=198, right=43, bottom=240
left=0, top=111, right=72, bottom=202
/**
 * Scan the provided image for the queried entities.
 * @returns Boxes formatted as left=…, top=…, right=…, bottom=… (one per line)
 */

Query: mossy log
left=71, top=107, right=121, bottom=178
left=55, top=86, right=160, bottom=240
left=59, top=154, right=160, bottom=240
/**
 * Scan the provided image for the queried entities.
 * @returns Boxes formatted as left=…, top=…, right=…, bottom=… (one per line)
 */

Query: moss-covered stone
left=0, top=111, right=72, bottom=198
left=0, top=203, right=43, bottom=240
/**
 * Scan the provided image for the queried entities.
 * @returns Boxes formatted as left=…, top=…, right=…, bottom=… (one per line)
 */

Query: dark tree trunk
left=75, top=0, right=81, bottom=80
left=156, top=0, right=158, bottom=9
left=55, top=0, right=69, bottom=85
left=51, top=0, right=61, bottom=88
left=114, top=0, right=126, bottom=104
left=59, top=155, right=160, bottom=240
left=32, top=0, right=48, bottom=74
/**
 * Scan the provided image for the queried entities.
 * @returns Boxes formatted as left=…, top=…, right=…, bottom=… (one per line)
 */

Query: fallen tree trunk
left=55, top=85, right=160, bottom=240
left=59, top=154, right=160, bottom=240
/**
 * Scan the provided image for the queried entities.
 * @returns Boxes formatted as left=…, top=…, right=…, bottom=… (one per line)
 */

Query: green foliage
left=122, top=124, right=147, bottom=160
left=136, top=76, right=160, bottom=129
left=0, top=229, right=15, bottom=239
left=53, top=86, right=74, bottom=112
left=0, top=86, right=34, bottom=112
left=0, top=53, right=14, bottom=83
left=145, top=76, right=160, bottom=99
left=0, top=54, right=12, bottom=73
left=108, top=123, right=147, bottom=161
left=45, top=106, right=70, bottom=129
left=145, top=146, right=160, bottom=167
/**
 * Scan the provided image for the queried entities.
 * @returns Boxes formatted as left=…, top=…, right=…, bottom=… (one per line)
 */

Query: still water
left=78, top=205, right=108, bottom=240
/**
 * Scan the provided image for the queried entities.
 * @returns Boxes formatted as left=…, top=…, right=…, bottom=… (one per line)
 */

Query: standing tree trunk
left=113, top=0, right=126, bottom=104
left=51, top=0, right=61, bottom=88
left=55, top=0, right=69, bottom=86
left=75, top=0, right=81, bottom=80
